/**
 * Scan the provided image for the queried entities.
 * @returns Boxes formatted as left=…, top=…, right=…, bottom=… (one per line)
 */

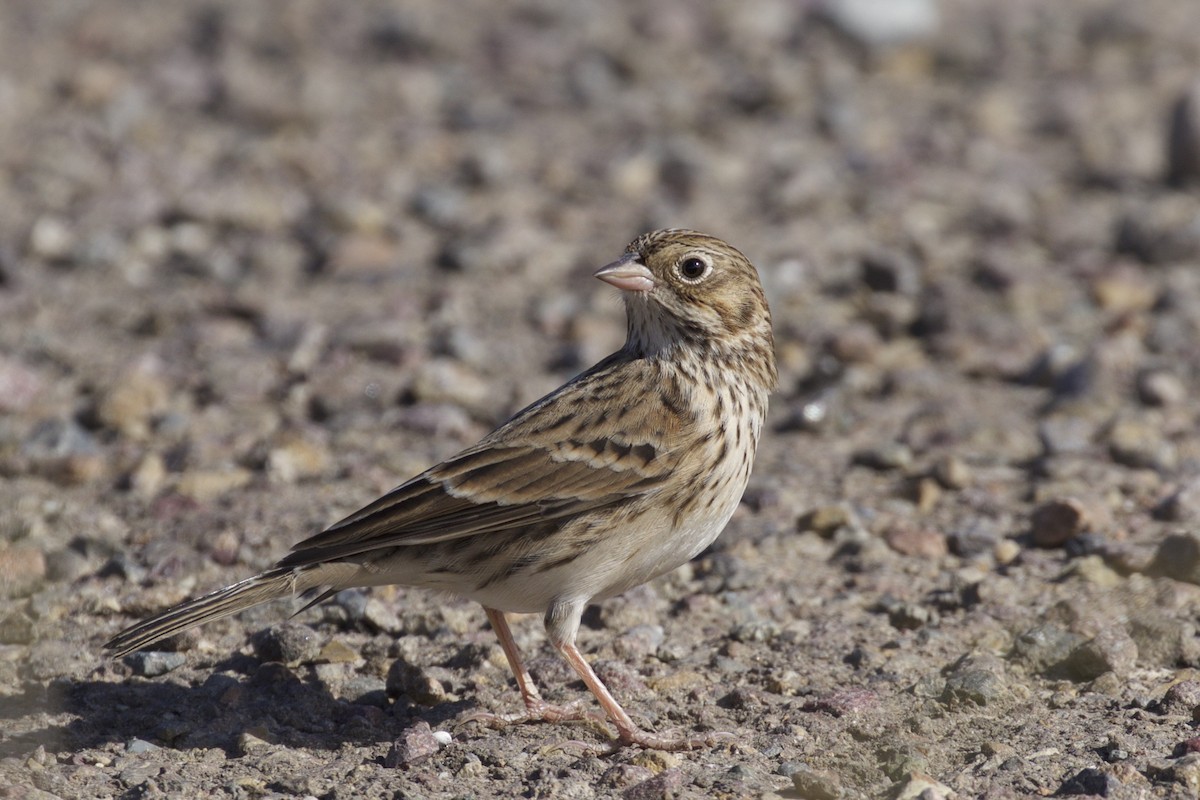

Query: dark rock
left=1057, top=767, right=1120, bottom=796
left=384, top=721, right=441, bottom=768
left=941, top=653, right=1008, bottom=706
left=861, top=249, right=922, bottom=295
left=251, top=623, right=321, bottom=665
left=1011, top=625, right=1086, bottom=676
left=1030, top=498, right=1091, bottom=548
left=1167, top=80, right=1200, bottom=186
left=947, top=519, right=1001, bottom=559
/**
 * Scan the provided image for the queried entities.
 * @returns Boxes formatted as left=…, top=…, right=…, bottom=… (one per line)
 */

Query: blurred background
left=2, top=0, right=1199, bottom=797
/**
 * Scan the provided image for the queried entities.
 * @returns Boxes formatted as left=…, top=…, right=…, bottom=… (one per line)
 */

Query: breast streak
left=591, top=383, right=762, bottom=601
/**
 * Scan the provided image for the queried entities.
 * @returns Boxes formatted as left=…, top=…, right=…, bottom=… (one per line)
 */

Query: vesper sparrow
left=106, top=229, right=778, bottom=751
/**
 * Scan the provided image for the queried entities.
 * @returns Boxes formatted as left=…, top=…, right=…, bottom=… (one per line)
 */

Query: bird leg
left=554, top=639, right=721, bottom=752
left=460, top=607, right=606, bottom=729
left=464, top=606, right=724, bottom=751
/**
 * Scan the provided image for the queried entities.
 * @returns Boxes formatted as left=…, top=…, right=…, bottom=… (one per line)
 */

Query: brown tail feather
left=104, top=568, right=299, bottom=657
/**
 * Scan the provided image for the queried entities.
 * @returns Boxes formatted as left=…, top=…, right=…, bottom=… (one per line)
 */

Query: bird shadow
left=0, top=653, right=475, bottom=760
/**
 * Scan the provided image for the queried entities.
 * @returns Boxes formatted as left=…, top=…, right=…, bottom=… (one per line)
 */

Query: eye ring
left=677, top=256, right=711, bottom=282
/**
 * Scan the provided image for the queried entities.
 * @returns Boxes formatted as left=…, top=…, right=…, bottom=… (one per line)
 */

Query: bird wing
left=278, top=355, right=698, bottom=568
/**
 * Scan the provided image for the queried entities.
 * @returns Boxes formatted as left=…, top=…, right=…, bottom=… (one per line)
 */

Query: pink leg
left=460, top=607, right=604, bottom=729
left=556, top=639, right=722, bottom=752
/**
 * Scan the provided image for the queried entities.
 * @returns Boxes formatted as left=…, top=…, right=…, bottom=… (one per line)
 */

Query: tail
left=104, top=568, right=301, bottom=657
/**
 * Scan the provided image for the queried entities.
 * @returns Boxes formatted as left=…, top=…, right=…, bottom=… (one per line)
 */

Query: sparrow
left=106, top=228, right=778, bottom=751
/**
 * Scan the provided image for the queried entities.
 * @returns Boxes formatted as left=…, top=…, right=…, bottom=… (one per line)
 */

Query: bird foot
left=599, top=727, right=736, bottom=754
left=459, top=698, right=610, bottom=732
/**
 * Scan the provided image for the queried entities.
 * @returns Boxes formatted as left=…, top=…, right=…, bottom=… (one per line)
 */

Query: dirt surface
left=2, top=1, right=1200, bottom=797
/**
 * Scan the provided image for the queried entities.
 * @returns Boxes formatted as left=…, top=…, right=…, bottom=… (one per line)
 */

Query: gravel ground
left=2, top=1, right=1200, bottom=798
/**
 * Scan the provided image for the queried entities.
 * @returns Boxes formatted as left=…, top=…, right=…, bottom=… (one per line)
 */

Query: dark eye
left=679, top=257, right=709, bottom=281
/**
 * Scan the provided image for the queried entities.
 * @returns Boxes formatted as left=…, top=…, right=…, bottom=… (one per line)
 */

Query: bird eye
left=678, top=256, right=710, bottom=282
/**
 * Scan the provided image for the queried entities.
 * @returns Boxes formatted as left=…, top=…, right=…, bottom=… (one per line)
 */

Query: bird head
left=595, top=229, right=777, bottom=389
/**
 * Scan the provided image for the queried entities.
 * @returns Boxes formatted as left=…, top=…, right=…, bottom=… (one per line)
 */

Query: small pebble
left=1137, top=369, right=1186, bottom=407
left=829, top=323, right=882, bottom=365
left=316, top=640, right=362, bottom=664
left=911, top=477, right=941, bottom=513
left=631, top=750, right=681, bottom=774
left=1156, top=479, right=1200, bottom=522
left=993, top=539, right=1021, bottom=565
left=1108, top=417, right=1176, bottom=471
left=947, top=519, right=1001, bottom=559
left=1147, top=532, right=1200, bottom=586
left=1059, top=628, right=1138, bottom=681
left=98, top=368, right=170, bottom=440
left=941, top=653, right=1008, bottom=706
left=1128, top=611, right=1194, bottom=668
left=1091, top=267, right=1158, bottom=314
left=251, top=623, right=321, bottom=665
left=28, top=216, right=75, bottom=261
left=1012, top=624, right=1087, bottom=677
left=613, top=624, right=665, bottom=659
left=932, top=455, right=972, bottom=490
left=1038, top=417, right=1095, bottom=456
left=1161, top=680, right=1200, bottom=720
left=0, top=356, right=45, bottom=413
left=1030, top=498, right=1091, bottom=548
left=129, top=453, right=167, bottom=498
left=883, top=524, right=947, bottom=559
left=790, top=766, right=844, bottom=800
left=0, top=545, right=48, bottom=599
left=125, top=651, right=187, bottom=678
left=175, top=469, right=253, bottom=501
left=238, top=729, right=273, bottom=755
left=853, top=442, right=913, bottom=472
left=267, top=437, right=332, bottom=484
left=334, top=588, right=370, bottom=621
left=797, top=505, right=852, bottom=537
left=362, top=597, right=405, bottom=635
left=384, top=721, right=443, bottom=768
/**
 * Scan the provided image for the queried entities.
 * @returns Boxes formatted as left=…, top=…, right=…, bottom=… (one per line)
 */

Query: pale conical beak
left=594, top=253, right=655, bottom=293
